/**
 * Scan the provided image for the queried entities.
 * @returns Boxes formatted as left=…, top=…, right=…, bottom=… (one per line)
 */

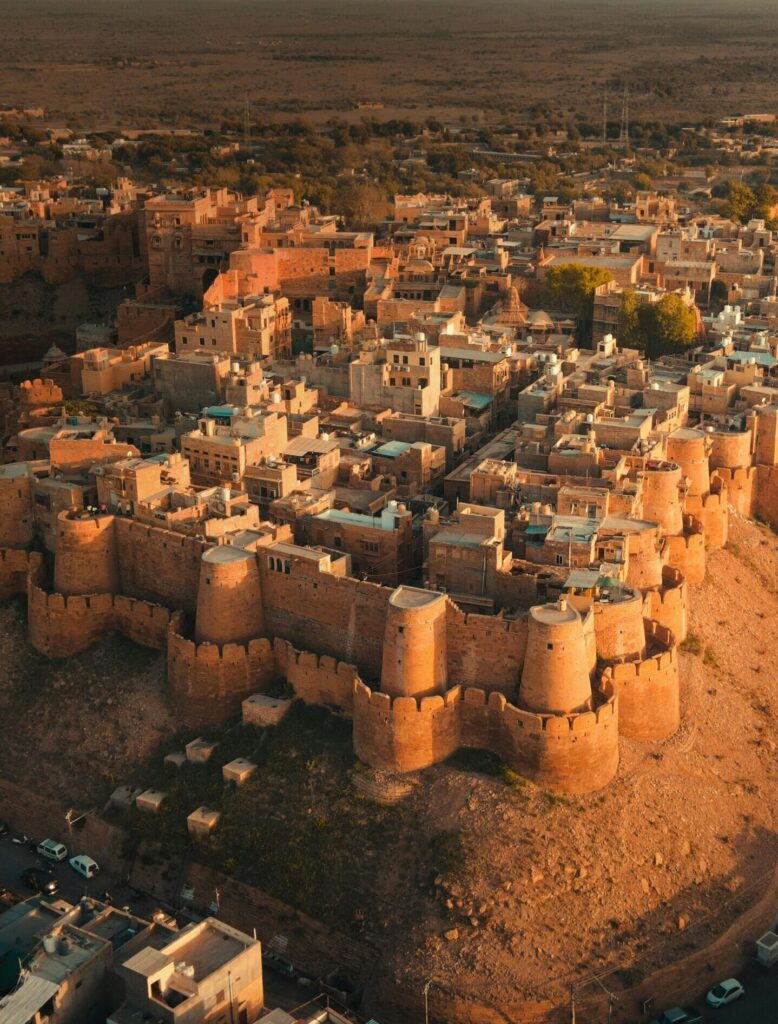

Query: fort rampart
left=643, top=565, right=688, bottom=643
left=602, top=619, right=679, bottom=742
left=352, top=680, right=620, bottom=794
left=711, top=466, right=755, bottom=518
left=0, top=547, right=43, bottom=600
left=664, top=515, right=706, bottom=586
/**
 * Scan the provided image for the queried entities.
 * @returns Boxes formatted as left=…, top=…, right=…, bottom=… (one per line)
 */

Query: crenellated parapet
left=643, top=565, right=688, bottom=643
left=274, top=637, right=359, bottom=711
left=684, top=476, right=729, bottom=549
left=27, top=571, right=176, bottom=659
left=711, top=466, right=756, bottom=519
left=664, top=514, right=706, bottom=586
left=601, top=619, right=679, bottom=743
left=352, top=678, right=620, bottom=794
left=0, top=547, right=43, bottom=600
left=167, top=625, right=278, bottom=727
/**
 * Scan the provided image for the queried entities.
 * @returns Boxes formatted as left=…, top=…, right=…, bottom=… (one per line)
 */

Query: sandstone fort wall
left=712, top=467, right=755, bottom=518
left=643, top=565, right=688, bottom=643
left=603, top=619, right=679, bottom=742
left=754, top=465, right=778, bottom=530
left=0, top=547, right=42, bottom=600
left=167, top=627, right=278, bottom=726
left=664, top=516, right=706, bottom=586
left=275, top=638, right=358, bottom=711
left=115, top=518, right=208, bottom=613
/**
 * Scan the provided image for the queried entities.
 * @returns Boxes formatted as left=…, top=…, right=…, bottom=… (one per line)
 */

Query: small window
left=555, top=554, right=564, bottom=566
left=547, top=642, right=554, bottom=650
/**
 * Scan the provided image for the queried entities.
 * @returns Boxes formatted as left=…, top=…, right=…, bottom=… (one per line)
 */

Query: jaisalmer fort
left=0, top=3, right=778, bottom=1023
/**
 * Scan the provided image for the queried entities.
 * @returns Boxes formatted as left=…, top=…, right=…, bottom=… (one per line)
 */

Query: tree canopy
left=542, top=263, right=613, bottom=344
left=724, top=181, right=776, bottom=227
left=618, top=290, right=697, bottom=359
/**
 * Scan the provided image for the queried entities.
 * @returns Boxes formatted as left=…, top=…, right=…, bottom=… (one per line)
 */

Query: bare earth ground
left=2, top=1, right=778, bottom=126
left=0, top=514, right=775, bottom=1011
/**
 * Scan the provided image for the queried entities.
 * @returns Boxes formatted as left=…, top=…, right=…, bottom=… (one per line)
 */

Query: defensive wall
left=167, top=627, right=278, bottom=727
left=684, top=476, right=729, bottom=549
left=26, top=556, right=176, bottom=659
left=711, top=466, right=756, bottom=518
left=115, top=517, right=209, bottom=613
left=601, top=619, right=679, bottom=743
left=643, top=565, right=688, bottom=643
left=0, top=547, right=43, bottom=600
left=664, top=514, right=706, bottom=586
left=754, top=464, right=778, bottom=530
left=274, top=638, right=358, bottom=712
left=0, top=471, right=35, bottom=548
left=352, top=679, right=620, bottom=794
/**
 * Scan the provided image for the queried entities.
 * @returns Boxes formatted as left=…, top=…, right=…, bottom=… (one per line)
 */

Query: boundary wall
left=27, top=571, right=176, bottom=659
left=664, top=515, right=706, bottom=586
left=684, top=478, right=728, bottom=549
left=754, top=465, right=778, bottom=530
left=643, top=565, right=688, bottom=642
left=0, top=548, right=43, bottom=600
left=167, top=626, right=278, bottom=727
left=274, top=638, right=359, bottom=711
left=601, top=619, right=679, bottom=742
left=712, top=467, right=755, bottom=518
left=115, top=518, right=209, bottom=613
left=352, top=679, right=619, bottom=795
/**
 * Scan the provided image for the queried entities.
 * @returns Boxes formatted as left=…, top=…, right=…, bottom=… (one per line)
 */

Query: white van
left=69, top=855, right=100, bottom=879
left=37, top=839, right=68, bottom=862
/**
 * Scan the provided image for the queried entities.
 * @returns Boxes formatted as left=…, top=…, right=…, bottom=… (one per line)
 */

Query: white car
left=36, top=839, right=68, bottom=862
left=705, top=978, right=744, bottom=1007
left=69, top=854, right=100, bottom=879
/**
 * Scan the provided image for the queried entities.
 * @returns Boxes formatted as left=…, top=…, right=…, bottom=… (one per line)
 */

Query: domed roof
left=529, top=309, right=554, bottom=329
left=42, top=343, right=67, bottom=363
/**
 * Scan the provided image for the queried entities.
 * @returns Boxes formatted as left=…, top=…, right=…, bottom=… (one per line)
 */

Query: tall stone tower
left=519, top=599, right=593, bottom=714
left=754, top=405, right=778, bottom=467
left=53, top=509, right=119, bottom=596
left=640, top=461, right=684, bottom=536
left=194, top=546, right=264, bottom=646
left=380, top=586, right=447, bottom=699
left=666, top=428, right=711, bottom=498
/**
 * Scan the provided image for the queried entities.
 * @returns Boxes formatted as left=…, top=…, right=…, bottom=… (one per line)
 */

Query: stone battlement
left=352, top=678, right=619, bottom=793
left=643, top=565, right=688, bottom=642
left=601, top=618, right=679, bottom=742
left=0, top=548, right=43, bottom=599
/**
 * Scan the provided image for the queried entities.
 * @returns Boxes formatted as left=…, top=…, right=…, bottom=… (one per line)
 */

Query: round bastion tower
left=195, top=546, right=264, bottom=646
left=666, top=428, right=711, bottom=499
left=640, top=461, right=684, bottom=537
left=53, top=508, right=119, bottom=596
left=519, top=598, right=593, bottom=715
left=380, top=586, right=447, bottom=699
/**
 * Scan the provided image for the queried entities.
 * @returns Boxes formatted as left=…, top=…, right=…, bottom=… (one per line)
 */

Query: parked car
left=20, top=867, right=58, bottom=895
left=706, top=978, right=745, bottom=1007
left=649, top=1008, right=703, bottom=1024
left=69, top=854, right=99, bottom=879
left=36, top=839, right=68, bottom=862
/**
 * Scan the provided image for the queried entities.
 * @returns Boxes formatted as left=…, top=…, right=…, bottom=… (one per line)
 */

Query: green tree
left=542, top=263, right=613, bottom=344
left=725, top=182, right=756, bottom=223
left=330, top=181, right=388, bottom=230
left=620, top=292, right=696, bottom=358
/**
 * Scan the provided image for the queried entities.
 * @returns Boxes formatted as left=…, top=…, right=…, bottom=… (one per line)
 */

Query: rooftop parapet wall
left=643, top=565, right=688, bottom=643
left=602, top=619, right=679, bottom=743
left=167, top=627, right=278, bottom=727
left=0, top=547, right=43, bottom=600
